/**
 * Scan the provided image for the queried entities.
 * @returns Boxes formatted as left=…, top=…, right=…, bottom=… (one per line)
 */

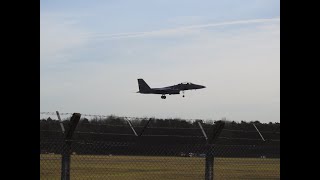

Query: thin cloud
left=85, top=17, right=280, bottom=40
left=41, top=13, right=90, bottom=64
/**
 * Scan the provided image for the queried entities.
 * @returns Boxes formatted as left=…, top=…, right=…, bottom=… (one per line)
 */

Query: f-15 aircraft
left=137, top=78, right=206, bottom=99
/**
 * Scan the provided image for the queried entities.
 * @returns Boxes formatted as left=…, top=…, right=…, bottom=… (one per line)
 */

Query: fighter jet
left=137, top=78, right=206, bottom=99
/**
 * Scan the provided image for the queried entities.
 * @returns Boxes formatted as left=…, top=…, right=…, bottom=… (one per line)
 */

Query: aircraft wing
left=153, top=87, right=180, bottom=94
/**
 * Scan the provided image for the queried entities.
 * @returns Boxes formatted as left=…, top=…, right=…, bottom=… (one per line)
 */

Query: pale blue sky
left=41, top=0, right=280, bottom=123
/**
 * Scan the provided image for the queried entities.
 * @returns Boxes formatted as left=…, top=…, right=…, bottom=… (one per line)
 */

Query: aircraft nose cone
left=197, top=85, right=206, bottom=89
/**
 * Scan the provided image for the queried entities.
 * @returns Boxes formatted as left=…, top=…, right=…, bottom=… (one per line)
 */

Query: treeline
left=40, top=116, right=280, bottom=133
left=40, top=115, right=280, bottom=129
left=40, top=116, right=280, bottom=145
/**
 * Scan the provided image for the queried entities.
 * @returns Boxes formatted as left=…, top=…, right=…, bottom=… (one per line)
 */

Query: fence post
left=205, top=148, right=214, bottom=180
left=56, top=111, right=65, bottom=133
left=198, top=121, right=208, bottom=141
left=205, top=121, right=225, bottom=180
left=61, top=113, right=81, bottom=180
left=126, top=118, right=138, bottom=136
left=138, top=118, right=152, bottom=137
left=252, top=123, right=265, bottom=142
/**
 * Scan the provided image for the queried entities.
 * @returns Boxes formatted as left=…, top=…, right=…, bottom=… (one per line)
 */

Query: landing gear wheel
left=183, top=95, right=185, bottom=97
left=161, top=95, right=166, bottom=99
left=182, top=91, right=185, bottom=97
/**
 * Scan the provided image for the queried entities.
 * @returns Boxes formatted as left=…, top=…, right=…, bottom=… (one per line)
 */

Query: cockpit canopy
left=179, top=82, right=192, bottom=85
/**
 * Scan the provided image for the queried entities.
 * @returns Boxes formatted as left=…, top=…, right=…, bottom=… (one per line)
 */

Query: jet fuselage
left=137, top=79, right=205, bottom=99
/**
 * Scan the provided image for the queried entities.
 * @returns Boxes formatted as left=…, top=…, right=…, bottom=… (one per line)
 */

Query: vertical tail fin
left=138, top=79, right=151, bottom=93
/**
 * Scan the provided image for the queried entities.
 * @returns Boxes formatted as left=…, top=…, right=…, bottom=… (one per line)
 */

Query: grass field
left=40, top=154, right=279, bottom=180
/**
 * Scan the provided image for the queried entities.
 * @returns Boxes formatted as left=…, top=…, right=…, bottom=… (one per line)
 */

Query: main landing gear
left=182, top=91, right=185, bottom=98
left=161, top=95, right=166, bottom=99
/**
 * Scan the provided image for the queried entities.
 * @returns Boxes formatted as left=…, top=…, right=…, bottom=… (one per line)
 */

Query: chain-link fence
left=40, top=112, right=280, bottom=180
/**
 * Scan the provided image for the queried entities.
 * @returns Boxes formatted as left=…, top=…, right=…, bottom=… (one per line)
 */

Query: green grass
left=40, top=154, right=279, bottom=180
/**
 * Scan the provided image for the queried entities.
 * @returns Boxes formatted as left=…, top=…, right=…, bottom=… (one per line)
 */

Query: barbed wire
left=40, top=111, right=280, bottom=124
left=79, top=123, right=206, bottom=130
left=40, top=112, right=280, bottom=134
left=40, top=130, right=203, bottom=138
left=42, top=111, right=265, bottom=123
left=41, top=112, right=74, bottom=116
left=40, top=112, right=157, bottom=120
left=80, top=123, right=132, bottom=127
